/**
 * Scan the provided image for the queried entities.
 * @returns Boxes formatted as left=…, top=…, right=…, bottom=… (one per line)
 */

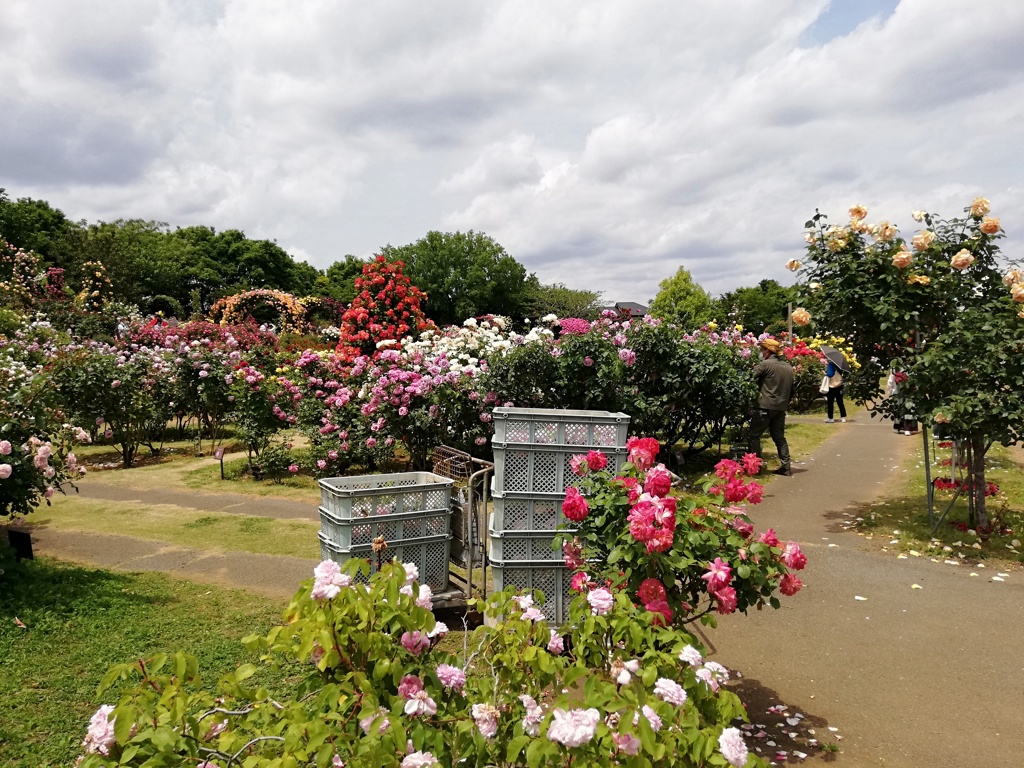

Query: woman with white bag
left=823, top=361, right=846, bottom=423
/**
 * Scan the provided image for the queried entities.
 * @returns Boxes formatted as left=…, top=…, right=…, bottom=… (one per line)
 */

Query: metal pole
left=922, top=425, right=933, bottom=527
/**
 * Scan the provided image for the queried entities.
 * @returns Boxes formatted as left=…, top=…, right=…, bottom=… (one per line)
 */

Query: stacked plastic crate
left=318, top=471, right=454, bottom=591
left=489, top=407, right=630, bottom=624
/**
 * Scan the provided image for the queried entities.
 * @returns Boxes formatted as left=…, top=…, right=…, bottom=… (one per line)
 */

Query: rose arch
left=209, top=289, right=306, bottom=333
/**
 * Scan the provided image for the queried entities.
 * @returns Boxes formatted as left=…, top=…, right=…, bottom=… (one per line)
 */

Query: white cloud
left=1, top=0, right=1022, bottom=302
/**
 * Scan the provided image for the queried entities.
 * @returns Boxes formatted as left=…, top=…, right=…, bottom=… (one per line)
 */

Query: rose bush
left=76, top=558, right=765, bottom=768
left=559, top=438, right=804, bottom=628
left=796, top=199, right=1024, bottom=526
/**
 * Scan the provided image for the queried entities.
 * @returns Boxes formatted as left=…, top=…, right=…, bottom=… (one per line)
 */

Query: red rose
left=780, top=574, right=802, bottom=596
left=562, top=486, right=590, bottom=522
left=637, top=578, right=667, bottom=606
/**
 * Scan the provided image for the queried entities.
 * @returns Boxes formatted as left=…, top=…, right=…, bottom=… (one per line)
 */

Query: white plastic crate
left=488, top=528, right=563, bottom=562
left=320, top=506, right=450, bottom=548
left=319, top=472, right=453, bottom=520
left=491, top=560, right=578, bottom=625
left=491, top=443, right=627, bottom=496
left=492, top=407, right=630, bottom=447
left=490, top=492, right=563, bottom=531
left=318, top=532, right=451, bottom=592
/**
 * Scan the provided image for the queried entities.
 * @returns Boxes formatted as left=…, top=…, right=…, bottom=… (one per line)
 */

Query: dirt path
left=715, top=416, right=1024, bottom=767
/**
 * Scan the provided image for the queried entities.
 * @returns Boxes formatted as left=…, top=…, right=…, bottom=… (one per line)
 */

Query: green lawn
left=0, top=554, right=294, bottom=768
left=856, top=442, right=1024, bottom=563
left=34, top=497, right=321, bottom=559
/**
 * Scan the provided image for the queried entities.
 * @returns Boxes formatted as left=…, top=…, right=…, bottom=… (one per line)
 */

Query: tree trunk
left=970, top=433, right=989, bottom=529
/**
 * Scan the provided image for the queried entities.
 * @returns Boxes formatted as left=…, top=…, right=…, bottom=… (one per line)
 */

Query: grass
left=674, top=421, right=837, bottom=487
left=855, top=442, right=1024, bottom=564
left=0, top=553, right=292, bottom=768
left=31, top=497, right=321, bottom=559
left=182, top=455, right=321, bottom=500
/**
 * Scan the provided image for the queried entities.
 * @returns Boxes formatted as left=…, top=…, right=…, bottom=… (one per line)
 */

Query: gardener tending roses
left=747, top=338, right=795, bottom=476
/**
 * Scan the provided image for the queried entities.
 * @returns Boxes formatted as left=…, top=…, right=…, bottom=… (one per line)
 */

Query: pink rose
left=400, top=631, right=430, bottom=656
left=583, top=356, right=594, bottom=367
left=637, top=578, right=666, bottom=606
left=0, top=440, right=11, bottom=455
left=0, top=464, right=12, bottom=479
left=643, top=464, right=673, bottom=497
left=569, top=454, right=588, bottom=476
left=758, top=528, right=780, bottom=547
left=626, top=436, right=660, bottom=471
left=741, top=453, right=762, bottom=476
left=714, top=586, right=738, bottom=614
left=780, top=574, right=803, bottom=596
left=584, top=449, right=607, bottom=471
left=782, top=541, right=807, bottom=570
left=645, top=598, right=673, bottom=626
left=547, top=629, right=564, bottom=655
left=569, top=571, right=591, bottom=592
left=562, top=486, right=589, bottom=522
left=702, top=557, right=732, bottom=591
left=587, top=586, right=614, bottom=615
left=288, top=464, right=299, bottom=473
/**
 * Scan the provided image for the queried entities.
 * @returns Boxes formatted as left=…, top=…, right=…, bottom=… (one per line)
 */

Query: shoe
left=824, top=418, right=835, bottom=423
left=773, top=466, right=793, bottom=476
left=841, top=418, right=847, bottom=423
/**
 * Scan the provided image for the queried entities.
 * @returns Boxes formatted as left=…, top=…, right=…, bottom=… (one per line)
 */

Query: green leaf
left=506, top=734, right=531, bottom=761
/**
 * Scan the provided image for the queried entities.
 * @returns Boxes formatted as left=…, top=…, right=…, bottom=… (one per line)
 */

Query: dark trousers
left=748, top=408, right=791, bottom=469
left=826, top=385, right=847, bottom=419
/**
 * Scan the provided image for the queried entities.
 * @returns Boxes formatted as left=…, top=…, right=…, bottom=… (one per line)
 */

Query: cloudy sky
left=2, top=0, right=1022, bottom=303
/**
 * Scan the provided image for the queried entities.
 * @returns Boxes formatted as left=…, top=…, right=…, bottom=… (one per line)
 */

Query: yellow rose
left=850, top=218, right=870, bottom=234
left=1019, top=310, right=1024, bottom=319
left=969, top=197, right=990, bottom=217
left=849, top=204, right=868, bottom=221
left=734, top=325, right=743, bottom=332
left=1004, top=269, right=1024, bottom=286
left=950, top=249, right=975, bottom=270
left=785, top=259, right=802, bottom=271
left=892, top=248, right=913, bottom=269
left=908, top=274, right=931, bottom=286
left=872, top=221, right=898, bottom=242
left=934, top=413, right=950, bottom=424
left=804, top=231, right=815, bottom=244
left=912, top=210, right=926, bottom=222
left=911, top=230, right=935, bottom=251
left=980, top=216, right=1000, bottom=235
left=707, top=321, right=718, bottom=331
left=1011, top=283, right=1024, bottom=303
left=791, top=307, right=812, bottom=326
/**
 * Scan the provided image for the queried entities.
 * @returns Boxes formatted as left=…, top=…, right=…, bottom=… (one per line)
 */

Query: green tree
left=714, top=279, right=796, bottom=334
left=649, top=266, right=713, bottom=329
left=380, top=231, right=532, bottom=326
left=289, top=260, right=322, bottom=297
left=0, top=189, right=73, bottom=262
left=316, top=254, right=365, bottom=303
left=525, top=280, right=602, bottom=320
left=796, top=201, right=1024, bottom=526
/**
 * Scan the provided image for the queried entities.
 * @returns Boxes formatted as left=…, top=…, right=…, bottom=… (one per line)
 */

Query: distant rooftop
left=600, top=301, right=648, bottom=317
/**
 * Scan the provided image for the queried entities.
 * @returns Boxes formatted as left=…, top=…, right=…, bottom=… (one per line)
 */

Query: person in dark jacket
left=824, top=360, right=847, bottom=423
left=748, top=338, right=795, bottom=476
